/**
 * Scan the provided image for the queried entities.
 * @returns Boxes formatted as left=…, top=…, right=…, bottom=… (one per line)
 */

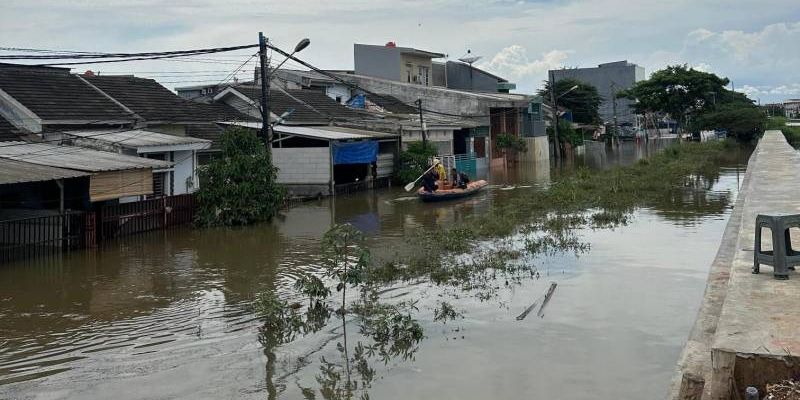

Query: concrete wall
left=437, top=61, right=501, bottom=92
left=273, top=146, right=330, bottom=184
left=550, top=61, right=644, bottom=124
left=172, top=150, right=196, bottom=194
left=520, top=135, right=550, bottom=163
left=340, top=74, right=529, bottom=127
left=354, top=45, right=402, bottom=82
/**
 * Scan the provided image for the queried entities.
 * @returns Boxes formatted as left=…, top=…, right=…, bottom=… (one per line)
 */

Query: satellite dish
left=458, top=49, right=481, bottom=65
left=458, top=55, right=482, bottom=65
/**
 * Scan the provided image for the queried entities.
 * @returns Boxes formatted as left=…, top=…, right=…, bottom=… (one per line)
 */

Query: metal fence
left=99, top=194, right=196, bottom=241
left=0, top=212, right=89, bottom=263
left=0, top=194, right=197, bottom=265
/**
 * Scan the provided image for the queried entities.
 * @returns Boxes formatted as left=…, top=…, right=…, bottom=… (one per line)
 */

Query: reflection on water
left=0, top=141, right=750, bottom=399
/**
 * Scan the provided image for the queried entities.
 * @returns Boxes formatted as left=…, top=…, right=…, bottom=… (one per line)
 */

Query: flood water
left=0, top=140, right=750, bottom=399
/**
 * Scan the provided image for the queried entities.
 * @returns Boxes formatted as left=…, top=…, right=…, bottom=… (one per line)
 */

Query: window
left=418, top=66, right=429, bottom=86
left=336, top=96, right=342, bottom=104
left=152, top=171, right=167, bottom=197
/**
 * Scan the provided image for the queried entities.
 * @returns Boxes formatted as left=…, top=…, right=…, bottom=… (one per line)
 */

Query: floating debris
left=766, top=379, right=800, bottom=399
left=516, top=282, right=557, bottom=321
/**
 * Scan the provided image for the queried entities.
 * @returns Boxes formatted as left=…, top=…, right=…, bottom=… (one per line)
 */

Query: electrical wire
left=0, top=44, right=259, bottom=60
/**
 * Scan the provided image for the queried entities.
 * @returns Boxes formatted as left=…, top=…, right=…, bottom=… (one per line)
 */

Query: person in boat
left=457, top=171, right=470, bottom=189
left=450, top=168, right=459, bottom=186
left=421, top=168, right=438, bottom=193
left=433, top=158, right=447, bottom=188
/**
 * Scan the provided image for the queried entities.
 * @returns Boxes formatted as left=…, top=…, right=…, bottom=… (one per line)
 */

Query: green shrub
left=195, top=128, right=285, bottom=227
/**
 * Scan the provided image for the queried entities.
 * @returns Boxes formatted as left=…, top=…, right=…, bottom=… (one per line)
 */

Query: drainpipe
left=56, top=179, right=64, bottom=214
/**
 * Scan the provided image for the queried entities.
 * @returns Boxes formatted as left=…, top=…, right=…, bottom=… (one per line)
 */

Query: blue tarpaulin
left=332, top=141, right=378, bottom=165
left=347, top=94, right=366, bottom=109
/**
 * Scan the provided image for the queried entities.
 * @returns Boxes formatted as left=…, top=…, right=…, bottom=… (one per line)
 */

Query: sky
left=2, top=0, right=799, bottom=103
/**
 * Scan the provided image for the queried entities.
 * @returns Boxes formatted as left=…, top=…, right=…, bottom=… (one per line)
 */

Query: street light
left=551, top=84, right=580, bottom=161
left=271, top=38, right=311, bottom=71
left=258, top=35, right=311, bottom=150
left=558, top=85, right=579, bottom=99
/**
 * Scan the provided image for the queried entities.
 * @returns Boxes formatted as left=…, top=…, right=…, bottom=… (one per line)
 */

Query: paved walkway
left=669, top=131, right=800, bottom=399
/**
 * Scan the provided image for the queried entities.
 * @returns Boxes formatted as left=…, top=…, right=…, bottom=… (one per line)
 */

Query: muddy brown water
left=0, top=140, right=750, bottom=399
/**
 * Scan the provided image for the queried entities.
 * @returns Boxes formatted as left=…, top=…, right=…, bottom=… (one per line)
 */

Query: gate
left=0, top=212, right=88, bottom=263
left=99, top=194, right=196, bottom=241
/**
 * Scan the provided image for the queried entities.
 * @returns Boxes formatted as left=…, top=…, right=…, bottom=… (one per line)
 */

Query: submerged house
left=0, top=64, right=249, bottom=205
left=212, top=85, right=400, bottom=196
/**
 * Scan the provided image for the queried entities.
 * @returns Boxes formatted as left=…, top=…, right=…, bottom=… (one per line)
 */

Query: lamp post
left=258, top=34, right=310, bottom=152
left=549, top=75, right=579, bottom=161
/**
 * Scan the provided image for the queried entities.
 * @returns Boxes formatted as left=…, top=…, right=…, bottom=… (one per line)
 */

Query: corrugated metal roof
left=220, top=122, right=397, bottom=141
left=0, top=157, right=88, bottom=185
left=274, top=125, right=397, bottom=140
left=62, top=128, right=211, bottom=149
left=0, top=141, right=172, bottom=172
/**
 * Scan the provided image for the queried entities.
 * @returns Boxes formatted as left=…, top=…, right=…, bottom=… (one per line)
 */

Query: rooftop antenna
left=458, top=49, right=482, bottom=91
left=458, top=49, right=482, bottom=65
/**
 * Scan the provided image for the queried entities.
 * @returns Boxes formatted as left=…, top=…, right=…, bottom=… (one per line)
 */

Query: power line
left=0, top=44, right=258, bottom=60
left=264, top=43, right=514, bottom=120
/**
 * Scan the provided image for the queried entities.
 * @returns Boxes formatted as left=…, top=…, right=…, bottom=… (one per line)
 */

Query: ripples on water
left=0, top=141, right=751, bottom=399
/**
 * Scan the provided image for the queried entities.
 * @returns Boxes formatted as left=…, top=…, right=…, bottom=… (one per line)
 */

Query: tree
left=495, top=132, right=528, bottom=161
left=538, top=78, right=602, bottom=124
left=690, top=103, right=766, bottom=142
left=547, top=120, right=583, bottom=147
left=617, top=65, right=734, bottom=130
left=195, top=127, right=285, bottom=227
left=396, top=141, right=437, bottom=183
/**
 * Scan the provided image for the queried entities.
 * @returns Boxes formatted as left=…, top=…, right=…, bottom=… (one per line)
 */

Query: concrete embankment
left=669, top=131, right=800, bottom=399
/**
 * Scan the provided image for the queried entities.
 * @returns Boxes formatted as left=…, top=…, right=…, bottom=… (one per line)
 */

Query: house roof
left=185, top=123, right=227, bottom=151
left=0, top=115, right=21, bottom=142
left=226, top=123, right=397, bottom=141
left=83, top=74, right=251, bottom=123
left=0, top=141, right=172, bottom=172
left=0, top=157, right=89, bottom=185
left=356, top=44, right=444, bottom=59
left=367, top=94, right=417, bottom=114
left=61, top=128, right=211, bottom=151
left=227, top=86, right=364, bottom=124
left=272, top=69, right=336, bottom=84
left=0, top=64, right=134, bottom=123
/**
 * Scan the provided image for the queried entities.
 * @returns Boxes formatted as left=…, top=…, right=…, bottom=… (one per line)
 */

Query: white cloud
left=479, top=45, right=571, bottom=86
left=739, top=83, right=800, bottom=98
left=1, top=1, right=799, bottom=101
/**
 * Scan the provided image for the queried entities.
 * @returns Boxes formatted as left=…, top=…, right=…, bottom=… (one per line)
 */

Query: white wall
left=173, top=150, right=196, bottom=194
left=326, top=84, right=352, bottom=104
left=272, top=147, right=330, bottom=184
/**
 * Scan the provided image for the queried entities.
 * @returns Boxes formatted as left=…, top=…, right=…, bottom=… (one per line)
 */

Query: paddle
left=404, top=164, right=437, bottom=192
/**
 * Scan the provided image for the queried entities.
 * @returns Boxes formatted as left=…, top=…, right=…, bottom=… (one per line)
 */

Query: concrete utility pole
left=610, top=81, right=619, bottom=146
left=258, top=32, right=271, bottom=153
left=549, top=70, right=560, bottom=161
left=415, top=99, right=428, bottom=148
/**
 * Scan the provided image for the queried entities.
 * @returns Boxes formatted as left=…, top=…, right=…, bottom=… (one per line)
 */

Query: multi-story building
left=784, top=99, right=800, bottom=119
left=549, top=61, right=645, bottom=125
left=354, top=42, right=444, bottom=86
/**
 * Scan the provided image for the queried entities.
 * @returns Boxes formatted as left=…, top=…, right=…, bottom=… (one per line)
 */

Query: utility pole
left=610, top=82, right=619, bottom=147
left=258, top=32, right=271, bottom=153
left=415, top=99, right=428, bottom=148
left=549, top=70, right=560, bottom=161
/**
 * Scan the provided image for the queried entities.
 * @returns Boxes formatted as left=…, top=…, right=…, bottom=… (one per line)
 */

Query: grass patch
left=767, top=117, right=800, bottom=149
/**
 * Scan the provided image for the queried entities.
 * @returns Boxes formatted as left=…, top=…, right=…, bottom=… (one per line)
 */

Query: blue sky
left=2, top=0, right=799, bottom=103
